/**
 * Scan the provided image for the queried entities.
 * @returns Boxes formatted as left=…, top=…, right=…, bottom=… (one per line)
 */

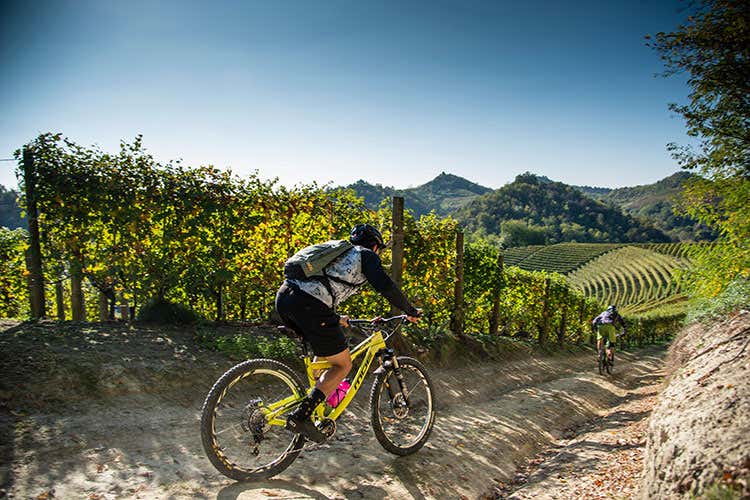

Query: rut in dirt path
left=504, top=363, right=664, bottom=499
left=2, top=346, right=665, bottom=500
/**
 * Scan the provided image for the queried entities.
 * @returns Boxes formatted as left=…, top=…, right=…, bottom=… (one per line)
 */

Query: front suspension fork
left=378, top=349, right=409, bottom=406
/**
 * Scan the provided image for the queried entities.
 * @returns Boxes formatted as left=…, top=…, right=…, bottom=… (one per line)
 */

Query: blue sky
left=0, top=0, right=693, bottom=191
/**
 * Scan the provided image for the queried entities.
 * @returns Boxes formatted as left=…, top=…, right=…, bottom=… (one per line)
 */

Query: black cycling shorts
left=275, top=281, right=347, bottom=357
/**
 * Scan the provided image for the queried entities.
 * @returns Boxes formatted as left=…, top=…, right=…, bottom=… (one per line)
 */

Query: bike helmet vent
left=349, top=224, right=384, bottom=249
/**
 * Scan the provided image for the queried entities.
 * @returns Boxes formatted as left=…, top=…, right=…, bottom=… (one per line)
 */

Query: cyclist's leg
left=608, top=327, right=616, bottom=360
left=596, top=327, right=603, bottom=354
left=287, top=350, right=350, bottom=443
left=599, top=324, right=615, bottom=359
left=315, top=349, right=352, bottom=396
left=276, top=283, right=348, bottom=442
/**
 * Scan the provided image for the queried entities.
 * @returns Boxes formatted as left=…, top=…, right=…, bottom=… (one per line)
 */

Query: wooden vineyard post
left=70, top=250, right=85, bottom=321
left=579, top=296, right=591, bottom=346
left=389, top=196, right=405, bottom=316
left=23, top=147, right=46, bottom=319
left=539, top=276, right=551, bottom=346
left=558, top=302, right=567, bottom=346
left=489, top=253, right=504, bottom=335
left=55, top=279, right=65, bottom=320
left=99, top=292, right=109, bottom=321
left=451, top=231, right=465, bottom=337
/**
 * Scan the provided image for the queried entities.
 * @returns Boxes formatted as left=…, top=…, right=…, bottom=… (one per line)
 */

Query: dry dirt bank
left=641, top=310, right=750, bottom=498
left=0, top=321, right=665, bottom=499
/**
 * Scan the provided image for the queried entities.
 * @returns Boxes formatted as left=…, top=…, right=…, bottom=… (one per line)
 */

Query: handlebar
left=348, top=314, right=409, bottom=326
left=345, top=314, right=411, bottom=342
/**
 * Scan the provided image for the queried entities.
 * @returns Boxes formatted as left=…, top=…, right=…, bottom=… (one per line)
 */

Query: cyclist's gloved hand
left=407, top=308, right=422, bottom=324
left=339, top=315, right=350, bottom=327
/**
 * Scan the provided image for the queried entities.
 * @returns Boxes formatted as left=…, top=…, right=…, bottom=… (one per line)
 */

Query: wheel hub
left=391, top=394, right=409, bottom=419
left=241, top=398, right=267, bottom=445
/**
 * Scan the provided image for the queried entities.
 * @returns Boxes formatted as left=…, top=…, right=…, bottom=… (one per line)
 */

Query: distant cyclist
left=592, top=305, right=626, bottom=361
left=275, top=224, right=420, bottom=443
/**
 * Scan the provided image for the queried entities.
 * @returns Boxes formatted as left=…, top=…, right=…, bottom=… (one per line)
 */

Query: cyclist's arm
left=616, top=313, right=626, bottom=330
left=361, top=250, right=419, bottom=317
left=592, top=314, right=601, bottom=327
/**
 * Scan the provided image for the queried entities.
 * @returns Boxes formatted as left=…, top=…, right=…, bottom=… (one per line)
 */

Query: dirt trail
left=506, top=366, right=663, bottom=499
left=2, top=345, right=665, bottom=499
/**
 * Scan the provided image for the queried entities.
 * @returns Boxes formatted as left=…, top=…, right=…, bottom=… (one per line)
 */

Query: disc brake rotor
left=391, top=393, right=409, bottom=419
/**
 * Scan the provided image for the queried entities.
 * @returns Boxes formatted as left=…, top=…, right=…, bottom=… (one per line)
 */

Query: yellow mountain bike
left=200, top=315, right=436, bottom=481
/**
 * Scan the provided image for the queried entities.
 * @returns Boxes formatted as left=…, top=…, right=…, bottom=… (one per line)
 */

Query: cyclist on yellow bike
left=275, top=224, right=420, bottom=443
left=592, top=305, right=626, bottom=361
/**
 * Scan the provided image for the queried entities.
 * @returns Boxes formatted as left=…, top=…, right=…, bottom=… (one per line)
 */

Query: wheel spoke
left=405, top=379, right=424, bottom=400
left=201, top=359, right=304, bottom=481
left=370, top=358, right=434, bottom=455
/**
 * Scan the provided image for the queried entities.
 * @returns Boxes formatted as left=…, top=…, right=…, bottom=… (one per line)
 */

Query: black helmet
left=349, top=224, right=384, bottom=249
left=607, top=305, right=617, bottom=312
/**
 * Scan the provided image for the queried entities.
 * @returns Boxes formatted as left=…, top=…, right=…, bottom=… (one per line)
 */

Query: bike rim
left=376, top=365, right=433, bottom=449
left=209, top=367, right=301, bottom=474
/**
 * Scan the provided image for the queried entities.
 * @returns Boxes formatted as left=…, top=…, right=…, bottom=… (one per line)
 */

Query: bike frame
left=262, top=329, right=388, bottom=427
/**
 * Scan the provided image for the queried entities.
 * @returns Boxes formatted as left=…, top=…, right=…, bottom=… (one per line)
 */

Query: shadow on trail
left=0, top=413, right=15, bottom=493
left=217, top=478, right=338, bottom=500
left=2, top=335, right=667, bottom=499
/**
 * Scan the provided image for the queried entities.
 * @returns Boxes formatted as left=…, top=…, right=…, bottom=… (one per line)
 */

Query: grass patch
left=195, top=329, right=300, bottom=362
left=686, top=278, right=750, bottom=324
left=697, top=482, right=743, bottom=500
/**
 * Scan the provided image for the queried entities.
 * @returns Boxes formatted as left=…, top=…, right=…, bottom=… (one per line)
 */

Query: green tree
left=0, top=186, right=24, bottom=229
left=499, top=220, right=548, bottom=248
left=0, top=227, right=28, bottom=318
left=648, top=0, right=750, bottom=298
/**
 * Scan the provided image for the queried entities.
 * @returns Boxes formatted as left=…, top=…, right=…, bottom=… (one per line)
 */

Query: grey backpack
left=283, top=240, right=353, bottom=280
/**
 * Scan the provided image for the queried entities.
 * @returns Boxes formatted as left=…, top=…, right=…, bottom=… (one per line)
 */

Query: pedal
left=317, top=418, right=336, bottom=439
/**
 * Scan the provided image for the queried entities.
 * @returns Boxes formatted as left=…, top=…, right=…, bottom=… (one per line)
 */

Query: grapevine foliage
left=1, top=133, right=678, bottom=347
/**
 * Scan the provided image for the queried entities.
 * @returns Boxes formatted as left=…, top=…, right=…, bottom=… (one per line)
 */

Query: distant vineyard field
left=634, top=242, right=708, bottom=259
left=502, top=242, right=699, bottom=316
left=503, top=245, right=545, bottom=267
left=503, top=243, right=626, bottom=274
left=566, top=246, right=690, bottom=314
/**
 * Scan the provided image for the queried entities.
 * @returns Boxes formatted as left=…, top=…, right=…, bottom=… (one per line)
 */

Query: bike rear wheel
left=369, top=356, right=436, bottom=456
left=200, top=358, right=305, bottom=481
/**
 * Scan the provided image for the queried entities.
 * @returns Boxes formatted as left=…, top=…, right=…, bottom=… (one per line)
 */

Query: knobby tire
left=200, top=358, right=305, bottom=481
left=369, top=356, right=436, bottom=456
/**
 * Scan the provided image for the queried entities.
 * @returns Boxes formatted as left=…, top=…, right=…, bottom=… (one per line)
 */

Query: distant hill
left=343, top=171, right=712, bottom=242
left=572, top=184, right=612, bottom=198
left=597, top=172, right=715, bottom=241
left=455, top=173, right=671, bottom=245
left=0, top=185, right=24, bottom=229
left=343, top=172, right=491, bottom=217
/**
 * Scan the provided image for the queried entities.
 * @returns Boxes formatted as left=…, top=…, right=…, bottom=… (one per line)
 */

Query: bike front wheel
left=200, top=358, right=305, bottom=481
left=369, top=356, right=436, bottom=456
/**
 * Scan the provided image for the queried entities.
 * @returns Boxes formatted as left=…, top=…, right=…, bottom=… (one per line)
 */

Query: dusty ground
left=503, top=367, right=662, bottom=499
left=641, top=310, right=750, bottom=498
left=0, top=321, right=666, bottom=499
